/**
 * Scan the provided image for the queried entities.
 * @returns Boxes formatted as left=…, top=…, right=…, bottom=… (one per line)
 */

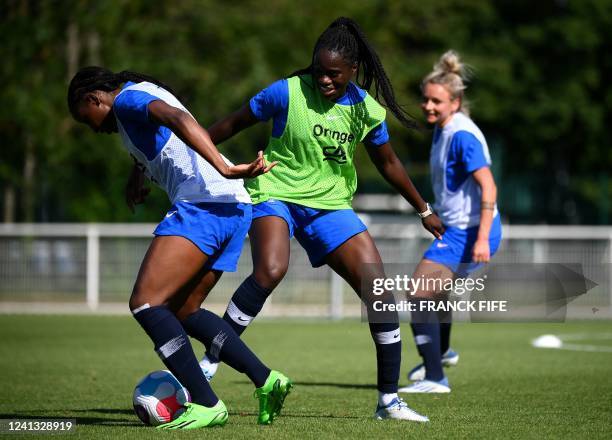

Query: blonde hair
left=422, top=50, right=472, bottom=116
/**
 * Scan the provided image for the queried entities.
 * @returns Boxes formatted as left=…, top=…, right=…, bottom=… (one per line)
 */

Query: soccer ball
left=132, top=370, right=191, bottom=426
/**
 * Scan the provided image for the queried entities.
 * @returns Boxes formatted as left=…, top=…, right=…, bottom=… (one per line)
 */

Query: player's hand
left=422, top=214, right=445, bottom=240
left=472, top=238, right=490, bottom=263
left=125, top=164, right=151, bottom=213
left=225, top=150, right=278, bottom=179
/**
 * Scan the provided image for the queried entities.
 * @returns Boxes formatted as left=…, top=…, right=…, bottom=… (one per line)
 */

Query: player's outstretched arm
left=207, top=104, right=260, bottom=145
left=148, top=100, right=274, bottom=179
left=366, top=142, right=445, bottom=239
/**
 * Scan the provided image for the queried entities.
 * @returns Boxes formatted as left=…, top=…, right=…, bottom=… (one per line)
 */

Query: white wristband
left=418, top=203, right=433, bottom=219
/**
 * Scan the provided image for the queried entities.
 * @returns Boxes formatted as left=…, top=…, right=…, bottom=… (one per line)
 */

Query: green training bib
left=246, top=75, right=386, bottom=209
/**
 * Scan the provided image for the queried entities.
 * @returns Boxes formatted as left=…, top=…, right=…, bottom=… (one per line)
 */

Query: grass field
left=1, top=316, right=611, bottom=439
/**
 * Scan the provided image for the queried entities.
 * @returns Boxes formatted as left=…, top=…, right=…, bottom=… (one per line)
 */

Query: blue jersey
left=113, top=81, right=251, bottom=205
left=249, top=79, right=390, bottom=147
left=430, top=112, right=498, bottom=228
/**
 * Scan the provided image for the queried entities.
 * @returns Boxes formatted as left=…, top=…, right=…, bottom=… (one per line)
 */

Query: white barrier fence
left=0, top=221, right=611, bottom=318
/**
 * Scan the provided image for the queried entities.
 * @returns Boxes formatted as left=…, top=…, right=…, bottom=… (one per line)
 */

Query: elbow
left=172, top=109, right=192, bottom=128
left=381, top=158, right=404, bottom=181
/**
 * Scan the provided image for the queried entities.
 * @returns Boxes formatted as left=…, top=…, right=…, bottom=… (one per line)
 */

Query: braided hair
left=67, top=66, right=174, bottom=118
left=291, top=17, right=417, bottom=129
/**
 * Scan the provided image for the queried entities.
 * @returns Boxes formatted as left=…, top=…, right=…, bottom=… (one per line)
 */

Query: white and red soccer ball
left=132, top=370, right=191, bottom=426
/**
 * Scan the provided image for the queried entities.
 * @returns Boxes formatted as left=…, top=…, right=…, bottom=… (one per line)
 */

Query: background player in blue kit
left=399, top=51, right=502, bottom=393
left=193, top=17, right=445, bottom=422
left=67, top=67, right=291, bottom=428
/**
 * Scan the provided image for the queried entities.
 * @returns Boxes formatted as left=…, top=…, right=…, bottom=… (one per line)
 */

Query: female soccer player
left=67, top=67, right=291, bottom=429
left=399, top=51, right=502, bottom=393
left=196, top=17, right=444, bottom=422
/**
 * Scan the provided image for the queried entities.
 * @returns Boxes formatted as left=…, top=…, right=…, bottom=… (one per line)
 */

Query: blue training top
left=430, top=112, right=498, bottom=228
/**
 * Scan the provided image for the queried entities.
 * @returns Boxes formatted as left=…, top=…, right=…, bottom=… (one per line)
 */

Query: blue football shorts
left=154, top=201, right=252, bottom=272
left=252, top=199, right=367, bottom=267
left=423, top=214, right=503, bottom=277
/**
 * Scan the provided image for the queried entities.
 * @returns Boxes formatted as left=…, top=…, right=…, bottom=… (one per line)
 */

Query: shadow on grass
left=294, top=381, right=377, bottom=390
left=2, top=403, right=368, bottom=425
left=233, top=380, right=376, bottom=390
left=73, top=408, right=134, bottom=415
left=227, top=410, right=362, bottom=420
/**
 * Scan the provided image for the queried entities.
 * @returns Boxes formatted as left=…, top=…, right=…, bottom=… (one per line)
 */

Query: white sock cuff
left=415, top=334, right=432, bottom=345
left=131, top=303, right=150, bottom=315
left=378, top=392, right=398, bottom=407
left=373, top=329, right=401, bottom=345
left=226, top=300, right=254, bottom=326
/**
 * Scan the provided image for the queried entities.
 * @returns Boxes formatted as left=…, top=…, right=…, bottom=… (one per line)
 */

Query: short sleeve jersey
left=113, top=82, right=250, bottom=204
left=246, top=75, right=388, bottom=209
left=430, top=112, right=498, bottom=228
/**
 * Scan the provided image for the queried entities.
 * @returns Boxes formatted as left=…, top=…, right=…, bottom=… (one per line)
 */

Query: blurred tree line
left=1, top=0, right=611, bottom=224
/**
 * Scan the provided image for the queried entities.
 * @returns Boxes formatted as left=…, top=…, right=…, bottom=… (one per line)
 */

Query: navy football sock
left=183, top=308, right=270, bottom=388
left=131, top=304, right=218, bottom=407
left=369, top=322, right=401, bottom=393
left=440, top=322, right=452, bottom=355
left=223, top=275, right=272, bottom=335
left=438, top=310, right=453, bottom=355
left=204, top=276, right=272, bottom=363
left=410, top=308, right=444, bottom=381
left=438, top=309, right=452, bottom=355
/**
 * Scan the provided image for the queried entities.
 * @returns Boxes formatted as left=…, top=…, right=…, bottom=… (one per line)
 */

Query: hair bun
left=435, top=50, right=464, bottom=76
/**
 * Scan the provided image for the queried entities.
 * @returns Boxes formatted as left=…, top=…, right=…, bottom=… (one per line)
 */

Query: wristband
left=482, top=201, right=495, bottom=210
left=418, top=203, right=433, bottom=219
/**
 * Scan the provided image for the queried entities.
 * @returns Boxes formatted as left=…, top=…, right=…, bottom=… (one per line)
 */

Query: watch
left=417, top=203, right=433, bottom=219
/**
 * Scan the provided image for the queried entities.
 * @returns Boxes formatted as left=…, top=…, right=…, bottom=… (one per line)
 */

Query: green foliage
left=1, top=0, right=611, bottom=223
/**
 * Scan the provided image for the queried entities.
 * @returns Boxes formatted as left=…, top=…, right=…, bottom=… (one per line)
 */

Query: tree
left=1, top=0, right=610, bottom=223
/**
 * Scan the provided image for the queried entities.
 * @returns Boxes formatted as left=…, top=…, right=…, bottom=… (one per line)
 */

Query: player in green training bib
left=127, top=17, right=444, bottom=421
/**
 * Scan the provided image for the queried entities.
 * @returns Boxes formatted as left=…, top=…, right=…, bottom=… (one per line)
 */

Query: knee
left=175, top=305, right=199, bottom=323
left=253, top=261, right=288, bottom=289
left=129, top=284, right=162, bottom=312
left=128, top=292, right=144, bottom=312
left=129, top=280, right=147, bottom=311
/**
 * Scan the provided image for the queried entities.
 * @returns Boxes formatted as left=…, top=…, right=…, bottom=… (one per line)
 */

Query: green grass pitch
left=1, top=316, right=611, bottom=439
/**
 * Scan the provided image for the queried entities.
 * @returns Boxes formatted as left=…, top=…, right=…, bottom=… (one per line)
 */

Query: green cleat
left=254, top=370, right=292, bottom=425
left=156, top=401, right=228, bottom=430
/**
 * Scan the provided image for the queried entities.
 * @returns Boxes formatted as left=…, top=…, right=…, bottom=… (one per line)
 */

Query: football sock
left=204, top=276, right=272, bottom=363
left=131, top=304, right=218, bottom=407
left=439, top=309, right=452, bottom=355
left=182, top=308, right=270, bottom=388
left=370, top=322, right=402, bottom=394
left=410, top=308, right=444, bottom=382
left=223, top=275, right=272, bottom=335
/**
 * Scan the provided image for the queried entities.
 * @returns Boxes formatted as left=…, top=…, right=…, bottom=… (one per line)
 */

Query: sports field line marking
left=532, top=333, right=612, bottom=353
left=557, top=343, right=612, bottom=353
